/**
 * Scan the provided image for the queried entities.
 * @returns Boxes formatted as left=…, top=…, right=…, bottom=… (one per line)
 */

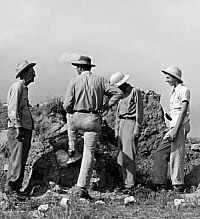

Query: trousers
left=67, top=112, right=102, bottom=188
left=6, top=127, right=32, bottom=192
left=117, top=119, right=137, bottom=188
left=153, top=121, right=190, bottom=185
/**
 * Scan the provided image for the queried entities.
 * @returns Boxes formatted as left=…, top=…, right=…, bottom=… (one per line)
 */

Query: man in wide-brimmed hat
left=6, top=60, right=36, bottom=200
left=152, top=66, right=191, bottom=193
left=109, top=72, right=143, bottom=195
left=63, top=55, right=123, bottom=200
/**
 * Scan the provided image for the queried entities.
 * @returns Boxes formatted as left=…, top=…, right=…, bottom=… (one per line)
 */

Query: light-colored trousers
left=6, top=127, right=32, bottom=192
left=67, top=112, right=102, bottom=188
left=117, top=119, right=137, bottom=188
left=153, top=122, right=190, bottom=185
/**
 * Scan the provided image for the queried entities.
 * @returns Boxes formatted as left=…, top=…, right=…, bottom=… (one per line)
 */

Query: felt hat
left=71, top=55, right=95, bottom=67
left=16, top=60, right=36, bottom=78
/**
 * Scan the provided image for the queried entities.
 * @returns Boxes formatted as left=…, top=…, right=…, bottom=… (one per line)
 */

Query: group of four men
left=6, top=55, right=190, bottom=200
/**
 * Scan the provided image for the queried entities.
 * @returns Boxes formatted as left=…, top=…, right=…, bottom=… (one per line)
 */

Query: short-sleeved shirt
left=63, top=71, right=123, bottom=112
left=7, top=80, right=34, bottom=130
left=169, top=83, right=190, bottom=128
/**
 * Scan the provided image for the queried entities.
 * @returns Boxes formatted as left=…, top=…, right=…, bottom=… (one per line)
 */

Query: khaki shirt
left=63, top=71, right=123, bottom=112
left=115, top=84, right=143, bottom=131
left=169, top=83, right=190, bottom=128
left=7, top=80, right=34, bottom=130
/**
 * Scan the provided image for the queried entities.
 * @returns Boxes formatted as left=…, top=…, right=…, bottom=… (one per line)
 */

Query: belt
left=75, top=110, right=100, bottom=115
left=119, top=115, right=136, bottom=120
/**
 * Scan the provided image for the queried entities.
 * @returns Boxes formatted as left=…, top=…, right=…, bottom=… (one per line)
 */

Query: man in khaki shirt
left=63, top=55, right=123, bottom=200
left=6, top=60, right=36, bottom=200
left=109, top=72, right=143, bottom=195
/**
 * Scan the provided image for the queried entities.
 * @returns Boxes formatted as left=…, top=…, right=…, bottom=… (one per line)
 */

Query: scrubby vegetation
left=1, top=96, right=200, bottom=218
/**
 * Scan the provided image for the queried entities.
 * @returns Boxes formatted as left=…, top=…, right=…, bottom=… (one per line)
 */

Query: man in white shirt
left=152, top=66, right=190, bottom=193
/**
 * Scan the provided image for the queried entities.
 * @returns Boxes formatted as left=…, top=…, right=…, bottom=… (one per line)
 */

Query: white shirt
left=169, top=83, right=190, bottom=128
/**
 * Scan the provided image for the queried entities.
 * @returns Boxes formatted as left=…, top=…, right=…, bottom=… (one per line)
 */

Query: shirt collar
left=81, top=71, right=92, bottom=75
left=173, top=83, right=182, bottom=92
left=124, top=84, right=132, bottom=93
left=19, top=79, right=28, bottom=88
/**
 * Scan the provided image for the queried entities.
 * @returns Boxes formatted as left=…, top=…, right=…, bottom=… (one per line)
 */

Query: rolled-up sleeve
left=104, top=81, right=123, bottom=107
left=134, top=89, right=143, bottom=128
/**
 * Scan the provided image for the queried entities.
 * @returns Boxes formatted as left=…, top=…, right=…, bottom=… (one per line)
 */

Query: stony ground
left=1, top=96, right=200, bottom=218
left=1, top=183, right=200, bottom=218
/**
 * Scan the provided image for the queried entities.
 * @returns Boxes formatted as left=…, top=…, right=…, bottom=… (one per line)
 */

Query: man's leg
left=117, top=120, right=136, bottom=189
left=77, top=131, right=98, bottom=188
left=5, top=128, right=31, bottom=193
left=76, top=131, right=98, bottom=200
left=170, top=125, right=185, bottom=187
left=67, top=113, right=81, bottom=164
left=152, top=137, right=171, bottom=186
left=19, top=129, right=32, bottom=188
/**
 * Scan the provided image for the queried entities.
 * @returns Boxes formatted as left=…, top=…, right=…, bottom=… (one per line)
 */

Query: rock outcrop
left=4, top=90, right=200, bottom=194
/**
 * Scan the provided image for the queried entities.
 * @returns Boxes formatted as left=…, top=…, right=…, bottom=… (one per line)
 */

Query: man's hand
left=16, top=127, right=25, bottom=142
left=133, top=127, right=141, bottom=139
left=169, top=128, right=178, bottom=141
left=99, top=105, right=110, bottom=113
left=163, top=128, right=178, bottom=142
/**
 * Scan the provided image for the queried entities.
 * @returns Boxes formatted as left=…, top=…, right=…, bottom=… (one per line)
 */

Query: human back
left=72, top=72, right=107, bottom=112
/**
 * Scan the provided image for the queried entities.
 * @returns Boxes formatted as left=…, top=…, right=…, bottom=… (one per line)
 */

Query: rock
left=38, top=204, right=49, bottom=213
left=174, top=198, right=186, bottom=206
left=55, top=149, right=70, bottom=167
left=95, top=200, right=105, bottom=205
left=191, top=144, right=200, bottom=152
left=124, top=196, right=136, bottom=205
left=60, top=197, right=70, bottom=208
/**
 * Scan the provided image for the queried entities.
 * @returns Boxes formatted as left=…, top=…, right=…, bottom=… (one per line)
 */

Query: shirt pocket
left=171, top=93, right=182, bottom=109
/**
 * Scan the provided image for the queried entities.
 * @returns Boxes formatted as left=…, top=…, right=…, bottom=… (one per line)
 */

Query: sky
left=0, top=0, right=200, bottom=137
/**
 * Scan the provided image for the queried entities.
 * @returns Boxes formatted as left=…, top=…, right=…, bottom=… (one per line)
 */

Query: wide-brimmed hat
left=71, top=55, right=95, bottom=67
left=109, top=72, right=130, bottom=87
left=162, top=66, right=183, bottom=83
left=16, top=60, right=36, bottom=78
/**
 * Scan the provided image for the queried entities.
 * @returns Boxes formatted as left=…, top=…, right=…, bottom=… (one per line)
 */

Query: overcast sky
left=0, top=0, right=200, bottom=137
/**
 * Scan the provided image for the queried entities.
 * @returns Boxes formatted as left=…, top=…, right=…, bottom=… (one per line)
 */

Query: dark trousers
left=5, top=127, right=32, bottom=192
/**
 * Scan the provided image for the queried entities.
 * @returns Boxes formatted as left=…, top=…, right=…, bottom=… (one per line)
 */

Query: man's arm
left=133, top=88, right=143, bottom=138
left=170, top=101, right=188, bottom=140
left=7, top=83, right=24, bottom=141
left=104, top=82, right=123, bottom=109
left=115, top=104, right=120, bottom=137
left=7, top=84, right=22, bottom=128
left=63, top=79, right=75, bottom=114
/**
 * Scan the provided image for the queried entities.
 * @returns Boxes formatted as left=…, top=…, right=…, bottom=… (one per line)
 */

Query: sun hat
left=109, top=72, right=130, bottom=87
left=161, top=66, right=183, bottom=83
left=16, top=60, right=36, bottom=78
left=71, top=55, right=95, bottom=67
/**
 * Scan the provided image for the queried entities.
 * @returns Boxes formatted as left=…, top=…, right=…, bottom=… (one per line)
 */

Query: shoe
left=173, top=185, right=184, bottom=193
left=77, top=189, right=93, bottom=200
left=67, top=151, right=82, bottom=165
left=151, top=184, right=167, bottom=192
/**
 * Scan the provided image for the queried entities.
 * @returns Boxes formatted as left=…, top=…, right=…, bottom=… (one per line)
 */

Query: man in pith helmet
left=109, top=72, right=143, bottom=195
left=152, top=66, right=190, bottom=193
